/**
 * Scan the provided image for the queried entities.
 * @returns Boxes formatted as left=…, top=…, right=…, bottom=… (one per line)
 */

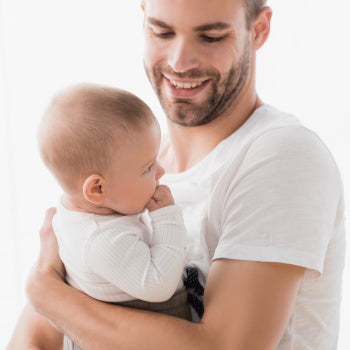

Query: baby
left=38, top=83, right=191, bottom=349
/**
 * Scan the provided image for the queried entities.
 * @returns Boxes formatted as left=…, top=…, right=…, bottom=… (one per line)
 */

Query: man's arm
left=7, top=208, right=64, bottom=350
left=19, top=260, right=303, bottom=349
left=203, top=259, right=304, bottom=349
left=7, top=303, right=63, bottom=350
left=9, top=208, right=304, bottom=349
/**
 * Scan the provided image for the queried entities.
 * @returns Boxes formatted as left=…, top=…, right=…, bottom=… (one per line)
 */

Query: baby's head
left=38, top=83, right=164, bottom=214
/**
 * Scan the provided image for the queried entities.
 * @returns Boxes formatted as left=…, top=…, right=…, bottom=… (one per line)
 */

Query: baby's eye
left=144, top=164, right=153, bottom=174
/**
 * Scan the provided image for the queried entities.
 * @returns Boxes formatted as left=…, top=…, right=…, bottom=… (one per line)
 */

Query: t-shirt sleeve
left=86, top=206, right=186, bottom=302
left=212, top=126, right=342, bottom=276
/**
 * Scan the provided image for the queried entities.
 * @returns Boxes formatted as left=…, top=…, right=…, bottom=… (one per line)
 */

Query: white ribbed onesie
left=53, top=204, right=187, bottom=303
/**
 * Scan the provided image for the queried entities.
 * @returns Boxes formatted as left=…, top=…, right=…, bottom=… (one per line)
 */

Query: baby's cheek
left=148, top=184, right=157, bottom=199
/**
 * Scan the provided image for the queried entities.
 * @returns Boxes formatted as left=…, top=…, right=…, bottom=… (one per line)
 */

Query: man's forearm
left=28, top=268, right=209, bottom=350
left=24, top=259, right=303, bottom=350
left=7, top=303, right=63, bottom=350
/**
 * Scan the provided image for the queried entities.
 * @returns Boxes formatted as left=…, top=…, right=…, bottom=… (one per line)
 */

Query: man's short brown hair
left=244, top=0, right=267, bottom=28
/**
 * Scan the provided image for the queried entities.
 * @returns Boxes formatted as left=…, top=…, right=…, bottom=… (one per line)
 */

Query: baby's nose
left=156, top=165, right=165, bottom=180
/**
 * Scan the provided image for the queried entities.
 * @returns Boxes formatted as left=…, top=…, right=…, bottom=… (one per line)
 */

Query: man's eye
left=153, top=31, right=174, bottom=39
left=201, top=35, right=225, bottom=43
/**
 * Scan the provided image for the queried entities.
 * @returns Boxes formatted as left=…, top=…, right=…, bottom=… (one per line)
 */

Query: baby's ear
left=82, top=174, right=106, bottom=205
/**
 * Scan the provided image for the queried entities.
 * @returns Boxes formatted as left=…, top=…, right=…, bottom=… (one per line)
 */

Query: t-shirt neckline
left=162, top=104, right=270, bottom=181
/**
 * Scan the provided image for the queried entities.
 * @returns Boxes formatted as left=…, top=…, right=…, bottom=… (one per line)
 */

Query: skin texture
left=8, top=1, right=306, bottom=349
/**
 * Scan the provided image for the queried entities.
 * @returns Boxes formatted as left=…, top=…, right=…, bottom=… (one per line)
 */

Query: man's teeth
left=170, top=80, right=203, bottom=89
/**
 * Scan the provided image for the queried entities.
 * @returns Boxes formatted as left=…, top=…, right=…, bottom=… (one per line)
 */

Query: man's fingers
left=39, top=207, right=57, bottom=243
left=37, top=207, right=66, bottom=278
left=40, top=207, right=56, bottom=231
left=45, top=207, right=57, bottom=222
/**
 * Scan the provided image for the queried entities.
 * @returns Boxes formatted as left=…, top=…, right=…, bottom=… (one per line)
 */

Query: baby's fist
left=145, top=185, right=174, bottom=212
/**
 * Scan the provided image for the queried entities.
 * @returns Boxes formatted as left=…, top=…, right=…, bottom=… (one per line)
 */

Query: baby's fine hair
left=38, top=83, right=155, bottom=193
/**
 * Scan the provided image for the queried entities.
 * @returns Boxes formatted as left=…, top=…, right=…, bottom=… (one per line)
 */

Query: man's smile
left=162, top=75, right=211, bottom=99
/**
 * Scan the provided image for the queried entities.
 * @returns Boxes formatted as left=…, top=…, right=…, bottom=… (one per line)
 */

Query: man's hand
left=7, top=208, right=65, bottom=350
left=36, top=207, right=65, bottom=279
left=26, top=207, right=66, bottom=313
left=145, top=185, right=175, bottom=212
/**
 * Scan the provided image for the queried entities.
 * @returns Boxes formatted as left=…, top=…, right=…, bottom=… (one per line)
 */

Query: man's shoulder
left=248, top=123, right=336, bottom=169
left=211, top=116, right=342, bottom=206
left=220, top=105, right=332, bottom=165
left=238, top=104, right=301, bottom=139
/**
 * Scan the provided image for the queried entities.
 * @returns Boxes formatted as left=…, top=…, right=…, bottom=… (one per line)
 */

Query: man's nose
left=167, top=37, right=199, bottom=73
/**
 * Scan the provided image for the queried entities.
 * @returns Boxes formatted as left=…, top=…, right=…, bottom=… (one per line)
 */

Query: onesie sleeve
left=212, top=126, right=343, bottom=276
left=86, top=205, right=186, bottom=302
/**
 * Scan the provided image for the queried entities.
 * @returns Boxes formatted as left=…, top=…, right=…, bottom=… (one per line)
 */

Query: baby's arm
left=86, top=186, right=186, bottom=302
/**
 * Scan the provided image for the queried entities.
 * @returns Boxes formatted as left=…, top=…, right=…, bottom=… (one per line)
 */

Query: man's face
left=143, top=0, right=252, bottom=126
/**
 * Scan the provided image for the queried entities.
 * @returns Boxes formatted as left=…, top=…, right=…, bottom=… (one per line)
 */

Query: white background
left=1, top=0, right=349, bottom=348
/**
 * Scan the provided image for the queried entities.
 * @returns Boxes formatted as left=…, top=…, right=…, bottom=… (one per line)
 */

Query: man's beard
left=144, top=41, right=251, bottom=127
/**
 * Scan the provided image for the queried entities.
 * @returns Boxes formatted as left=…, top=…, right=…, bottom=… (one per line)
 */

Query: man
left=8, top=0, right=346, bottom=349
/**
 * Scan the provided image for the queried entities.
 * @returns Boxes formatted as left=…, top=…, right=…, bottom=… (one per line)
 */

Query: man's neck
left=162, top=92, right=263, bottom=174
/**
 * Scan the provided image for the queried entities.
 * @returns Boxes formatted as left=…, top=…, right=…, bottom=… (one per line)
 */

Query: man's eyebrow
left=147, top=18, right=231, bottom=32
left=193, top=22, right=231, bottom=32
left=147, top=17, right=173, bottom=30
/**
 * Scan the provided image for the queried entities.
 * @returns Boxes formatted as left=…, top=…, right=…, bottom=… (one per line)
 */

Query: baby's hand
left=145, top=185, right=175, bottom=212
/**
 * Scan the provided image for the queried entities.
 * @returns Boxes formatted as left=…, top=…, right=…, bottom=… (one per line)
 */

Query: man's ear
left=251, top=7, right=273, bottom=51
left=82, top=174, right=106, bottom=205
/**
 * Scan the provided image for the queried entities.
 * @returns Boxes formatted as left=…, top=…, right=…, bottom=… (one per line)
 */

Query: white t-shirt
left=53, top=204, right=186, bottom=303
left=161, top=104, right=346, bottom=349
